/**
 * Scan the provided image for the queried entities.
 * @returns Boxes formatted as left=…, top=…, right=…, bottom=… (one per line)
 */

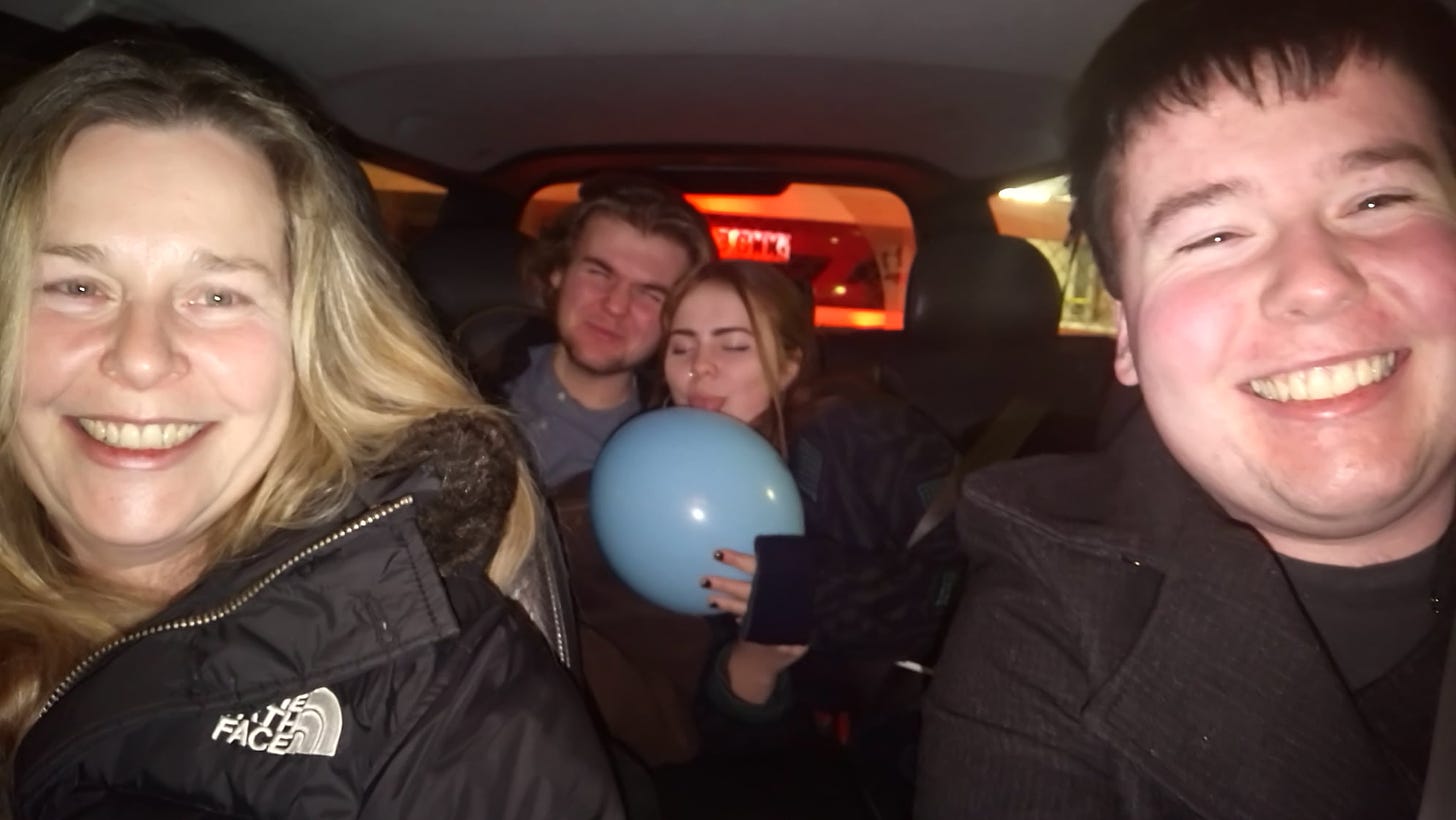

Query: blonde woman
left=0, top=41, right=620, bottom=818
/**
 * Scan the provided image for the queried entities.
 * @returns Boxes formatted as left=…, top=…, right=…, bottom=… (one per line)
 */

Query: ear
left=1112, top=301, right=1139, bottom=386
left=778, top=351, right=803, bottom=391
left=548, top=267, right=564, bottom=292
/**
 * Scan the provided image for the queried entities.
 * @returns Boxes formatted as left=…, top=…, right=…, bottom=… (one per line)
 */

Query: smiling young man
left=504, top=175, right=714, bottom=489
left=918, top=1, right=1456, bottom=818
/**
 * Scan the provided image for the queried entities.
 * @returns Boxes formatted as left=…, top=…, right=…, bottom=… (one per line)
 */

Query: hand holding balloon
left=705, top=548, right=809, bottom=705
left=591, top=408, right=804, bottom=615
left=702, top=548, right=756, bottom=617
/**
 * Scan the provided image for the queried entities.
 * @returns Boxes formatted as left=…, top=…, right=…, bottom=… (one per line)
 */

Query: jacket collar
left=962, top=409, right=1422, bottom=818
left=17, top=411, right=524, bottom=787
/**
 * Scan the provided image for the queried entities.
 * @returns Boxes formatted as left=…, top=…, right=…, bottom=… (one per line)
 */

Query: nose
left=1260, top=222, right=1368, bottom=323
left=99, top=300, right=188, bottom=389
left=689, top=347, right=716, bottom=381
left=602, top=278, right=632, bottom=316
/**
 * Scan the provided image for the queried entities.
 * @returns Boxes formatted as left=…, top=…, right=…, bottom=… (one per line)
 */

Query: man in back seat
left=501, top=175, right=714, bottom=489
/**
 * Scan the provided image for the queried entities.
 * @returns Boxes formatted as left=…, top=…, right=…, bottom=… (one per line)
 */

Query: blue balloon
left=591, top=407, right=805, bottom=615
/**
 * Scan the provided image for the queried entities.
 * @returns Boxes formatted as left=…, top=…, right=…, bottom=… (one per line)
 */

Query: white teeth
left=76, top=419, right=203, bottom=450
left=1248, top=352, right=1397, bottom=403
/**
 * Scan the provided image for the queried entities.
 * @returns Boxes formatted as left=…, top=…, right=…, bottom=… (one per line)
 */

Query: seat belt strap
left=905, top=396, right=1049, bottom=551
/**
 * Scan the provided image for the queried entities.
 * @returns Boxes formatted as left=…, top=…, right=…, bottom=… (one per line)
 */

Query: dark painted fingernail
left=708, top=601, right=719, bottom=609
left=699, top=578, right=711, bottom=588
left=713, top=550, right=724, bottom=561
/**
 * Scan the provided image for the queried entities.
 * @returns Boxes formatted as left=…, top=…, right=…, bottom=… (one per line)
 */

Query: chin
left=74, top=508, right=197, bottom=551
left=1254, top=478, right=1436, bottom=536
left=564, top=342, right=630, bottom=375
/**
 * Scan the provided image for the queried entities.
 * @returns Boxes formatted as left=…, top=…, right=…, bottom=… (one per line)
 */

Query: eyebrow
left=40, top=243, right=105, bottom=265
left=581, top=254, right=672, bottom=295
left=1141, top=180, right=1248, bottom=239
left=581, top=255, right=618, bottom=276
left=39, top=243, right=276, bottom=276
left=1339, top=141, right=1438, bottom=175
left=193, top=249, right=276, bottom=276
left=1139, top=141, right=1443, bottom=241
left=669, top=326, right=752, bottom=338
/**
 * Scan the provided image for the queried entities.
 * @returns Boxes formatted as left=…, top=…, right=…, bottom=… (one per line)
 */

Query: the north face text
left=209, top=686, right=343, bottom=757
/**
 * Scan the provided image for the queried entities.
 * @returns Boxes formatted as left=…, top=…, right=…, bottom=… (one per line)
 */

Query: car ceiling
left=11, top=0, right=1448, bottom=184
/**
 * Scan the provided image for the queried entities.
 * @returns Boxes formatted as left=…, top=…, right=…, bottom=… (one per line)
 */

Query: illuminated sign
left=713, top=226, right=792, bottom=263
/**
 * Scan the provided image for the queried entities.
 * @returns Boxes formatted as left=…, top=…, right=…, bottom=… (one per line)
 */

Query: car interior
left=0, top=0, right=1151, bottom=453
left=0, top=3, right=1147, bottom=814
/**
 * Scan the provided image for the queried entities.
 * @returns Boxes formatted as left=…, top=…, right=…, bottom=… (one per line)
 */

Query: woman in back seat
left=650, top=260, right=963, bottom=818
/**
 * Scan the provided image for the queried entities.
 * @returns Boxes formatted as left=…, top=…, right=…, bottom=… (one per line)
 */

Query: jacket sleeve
left=360, top=596, right=625, bottom=820
left=916, top=533, right=1119, bottom=819
left=692, top=615, right=820, bottom=756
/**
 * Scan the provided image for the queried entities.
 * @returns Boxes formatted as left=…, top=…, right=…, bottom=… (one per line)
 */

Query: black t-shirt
left=1280, top=541, right=1448, bottom=691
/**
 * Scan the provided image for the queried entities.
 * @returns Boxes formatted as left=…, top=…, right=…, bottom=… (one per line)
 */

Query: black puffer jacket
left=9, top=414, right=623, bottom=819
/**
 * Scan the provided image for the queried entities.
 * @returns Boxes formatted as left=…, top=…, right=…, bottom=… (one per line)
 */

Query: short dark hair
left=1066, top=0, right=1456, bottom=298
left=522, top=173, right=715, bottom=306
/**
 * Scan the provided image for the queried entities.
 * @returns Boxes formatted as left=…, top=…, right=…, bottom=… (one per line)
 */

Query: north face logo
left=209, top=686, right=343, bottom=757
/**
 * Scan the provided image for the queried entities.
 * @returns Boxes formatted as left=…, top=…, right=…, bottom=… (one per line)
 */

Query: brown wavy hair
left=660, top=260, right=819, bottom=453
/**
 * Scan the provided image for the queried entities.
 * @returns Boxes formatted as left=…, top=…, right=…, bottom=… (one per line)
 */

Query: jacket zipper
left=32, top=495, right=416, bottom=724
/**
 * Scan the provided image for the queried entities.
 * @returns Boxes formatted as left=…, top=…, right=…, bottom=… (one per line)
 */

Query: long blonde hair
left=0, top=41, right=540, bottom=756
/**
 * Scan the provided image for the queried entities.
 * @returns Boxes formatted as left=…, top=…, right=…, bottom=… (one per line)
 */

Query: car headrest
left=406, top=189, right=530, bottom=335
left=904, top=233, right=1063, bottom=342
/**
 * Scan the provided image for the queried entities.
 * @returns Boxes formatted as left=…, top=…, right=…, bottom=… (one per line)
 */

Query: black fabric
left=681, top=394, right=959, bottom=820
left=780, top=394, right=961, bottom=663
left=1280, top=541, right=1450, bottom=690
left=403, top=187, right=528, bottom=336
left=918, top=409, right=1447, bottom=820
left=902, top=233, right=1062, bottom=343
left=12, top=450, right=622, bottom=819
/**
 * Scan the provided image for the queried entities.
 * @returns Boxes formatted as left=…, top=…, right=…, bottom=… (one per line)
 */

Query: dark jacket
left=918, top=410, right=1450, bottom=820
left=11, top=415, right=623, bottom=820
left=748, top=393, right=962, bottom=663
left=700, top=393, right=961, bottom=742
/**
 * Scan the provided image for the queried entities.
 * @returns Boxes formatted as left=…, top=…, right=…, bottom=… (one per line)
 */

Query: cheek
left=20, top=312, right=103, bottom=407
left=190, top=323, right=293, bottom=413
left=555, top=277, right=594, bottom=320
left=1132, top=276, right=1248, bottom=391
left=1373, top=223, right=1456, bottom=334
left=664, top=358, right=691, bottom=402
left=630, top=299, right=665, bottom=332
left=729, top=361, right=774, bottom=412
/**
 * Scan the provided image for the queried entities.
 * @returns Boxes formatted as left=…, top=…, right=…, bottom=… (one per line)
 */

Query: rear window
left=361, top=161, right=446, bottom=250
left=989, top=174, right=1116, bottom=336
left=521, top=182, right=916, bottom=331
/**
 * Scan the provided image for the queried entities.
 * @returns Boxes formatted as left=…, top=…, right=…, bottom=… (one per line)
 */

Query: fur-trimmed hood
left=369, top=409, right=526, bottom=576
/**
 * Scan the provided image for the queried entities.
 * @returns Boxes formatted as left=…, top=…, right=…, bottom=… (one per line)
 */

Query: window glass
left=989, top=174, right=1116, bottom=336
left=521, top=182, right=916, bottom=330
left=361, top=161, right=446, bottom=251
